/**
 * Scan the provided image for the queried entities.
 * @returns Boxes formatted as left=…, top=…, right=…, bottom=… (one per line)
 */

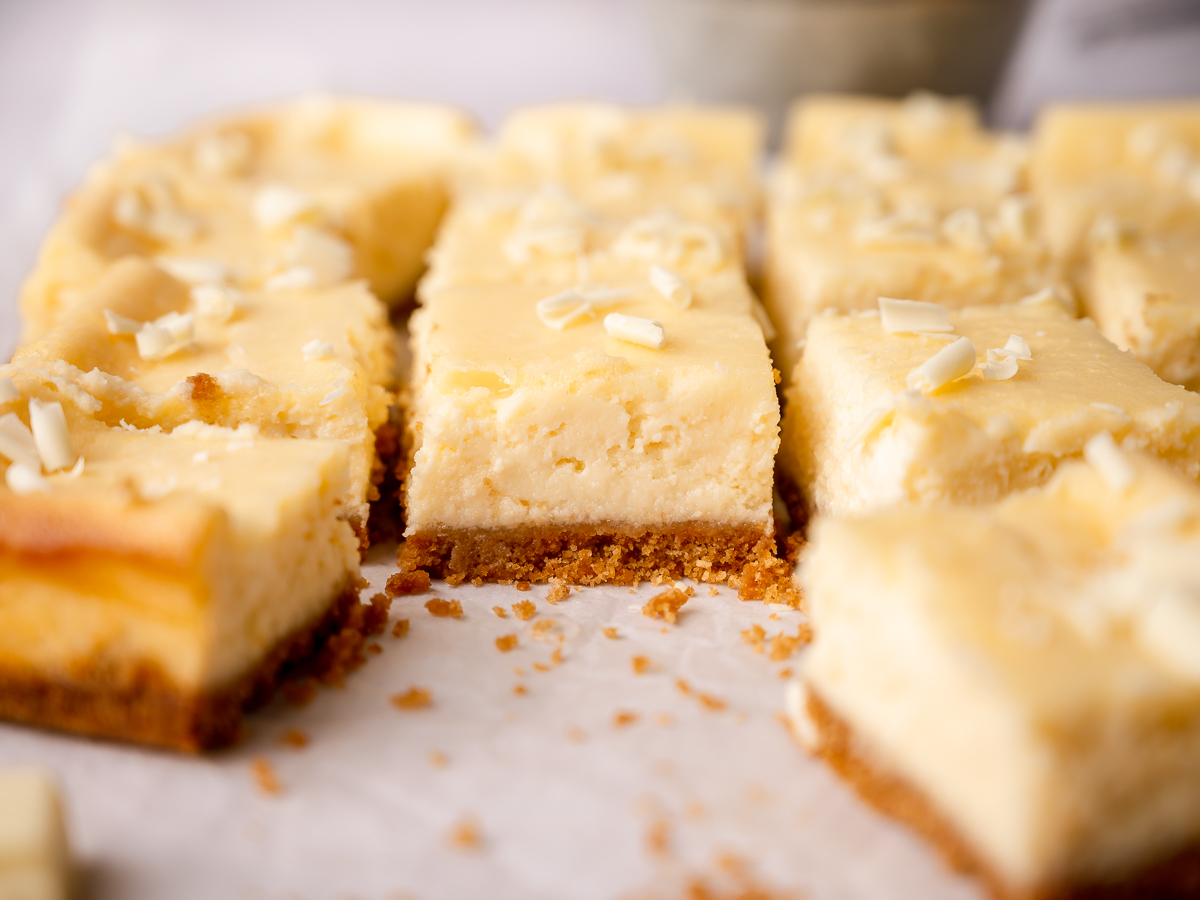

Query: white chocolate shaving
left=1002, top=334, right=1032, bottom=360
left=941, top=207, right=990, bottom=252
left=504, top=225, right=586, bottom=264
left=320, top=379, right=350, bottom=407
left=981, top=352, right=1019, bottom=381
left=135, top=311, right=194, bottom=361
left=995, top=195, right=1034, bottom=244
left=1019, top=286, right=1075, bottom=315
left=28, top=399, right=75, bottom=472
left=191, top=285, right=244, bottom=323
left=253, top=183, right=317, bottom=229
left=879, top=298, right=952, bottom=334
left=1084, top=432, right=1136, bottom=494
left=750, top=298, right=777, bottom=343
left=846, top=393, right=897, bottom=449
left=302, top=339, right=334, bottom=361
left=0, top=378, right=18, bottom=405
left=0, top=413, right=42, bottom=471
left=1140, top=588, right=1200, bottom=681
left=604, top=313, right=665, bottom=350
left=5, top=463, right=48, bottom=495
left=287, top=226, right=353, bottom=285
left=104, top=310, right=143, bottom=336
left=265, top=267, right=318, bottom=290
left=192, top=131, right=253, bottom=176
left=536, top=291, right=596, bottom=330
left=648, top=265, right=691, bottom=309
left=612, top=213, right=724, bottom=270
left=906, top=337, right=976, bottom=393
left=156, top=257, right=226, bottom=286
left=65, top=456, right=85, bottom=479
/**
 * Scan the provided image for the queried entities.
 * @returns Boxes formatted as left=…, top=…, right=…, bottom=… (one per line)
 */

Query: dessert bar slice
left=12, top=257, right=392, bottom=534
left=779, top=297, right=1200, bottom=517
left=402, top=266, right=781, bottom=587
left=0, top=367, right=360, bottom=750
left=791, top=447, right=1200, bottom=899
left=20, top=96, right=474, bottom=342
left=766, top=94, right=1062, bottom=385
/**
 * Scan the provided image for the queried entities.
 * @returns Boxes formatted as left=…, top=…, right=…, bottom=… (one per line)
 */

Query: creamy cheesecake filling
left=797, top=456, right=1200, bottom=891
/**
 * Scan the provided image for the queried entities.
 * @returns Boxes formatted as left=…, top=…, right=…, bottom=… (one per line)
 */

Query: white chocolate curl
left=604, top=313, right=665, bottom=349
left=648, top=265, right=692, bottom=309
left=906, top=337, right=976, bottom=393
left=0, top=378, right=18, bottom=405
left=0, top=413, right=41, bottom=471
left=1084, top=432, right=1136, bottom=494
left=879, top=298, right=953, bottom=334
left=28, top=399, right=75, bottom=472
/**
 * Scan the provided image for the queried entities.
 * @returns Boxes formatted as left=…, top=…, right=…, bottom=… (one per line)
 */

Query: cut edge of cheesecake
left=795, top=687, right=1200, bottom=900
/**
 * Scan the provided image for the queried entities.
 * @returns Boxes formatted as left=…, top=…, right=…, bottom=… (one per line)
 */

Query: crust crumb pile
left=642, top=587, right=694, bottom=624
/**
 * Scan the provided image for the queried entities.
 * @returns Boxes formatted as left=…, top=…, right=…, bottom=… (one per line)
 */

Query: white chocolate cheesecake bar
left=1030, top=101, right=1200, bottom=261
left=0, top=366, right=360, bottom=750
left=792, top=448, right=1200, bottom=897
left=19, top=96, right=474, bottom=342
left=0, top=770, right=70, bottom=900
left=779, top=298, right=1200, bottom=517
left=403, top=265, right=781, bottom=587
left=13, top=256, right=393, bottom=533
left=766, top=94, right=1063, bottom=383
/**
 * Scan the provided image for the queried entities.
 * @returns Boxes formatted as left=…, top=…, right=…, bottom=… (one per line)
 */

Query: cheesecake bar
left=1030, top=101, right=1200, bottom=261
left=402, top=266, right=781, bottom=587
left=19, top=95, right=474, bottom=342
left=12, top=256, right=392, bottom=533
left=791, top=446, right=1200, bottom=898
left=0, top=770, right=70, bottom=900
left=0, top=365, right=360, bottom=750
left=779, top=297, right=1200, bottom=517
left=766, top=94, right=1062, bottom=383
left=1085, top=223, right=1200, bottom=390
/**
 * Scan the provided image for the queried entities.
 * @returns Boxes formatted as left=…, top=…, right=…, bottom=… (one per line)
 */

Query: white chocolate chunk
left=156, top=256, right=226, bottom=286
left=0, top=378, right=18, bottom=405
left=302, top=339, right=334, bottom=361
left=536, top=291, right=596, bottom=330
left=104, top=310, right=143, bottom=336
left=191, top=284, right=244, bottom=323
left=879, top=298, right=953, bottom=334
left=1002, top=334, right=1032, bottom=360
left=136, top=311, right=195, bottom=361
left=906, top=337, right=976, bottom=393
left=941, top=207, right=990, bottom=252
left=604, top=313, right=665, bottom=350
left=1084, top=432, right=1136, bottom=494
left=28, top=399, right=75, bottom=472
left=648, top=265, right=692, bottom=309
left=0, top=414, right=41, bottom=471
left=5, top=463, right=48, bottom=495
left=253, top=183, right=317, bottom=229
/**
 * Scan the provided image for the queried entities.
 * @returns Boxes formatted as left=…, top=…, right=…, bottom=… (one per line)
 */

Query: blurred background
left=2, top=0, right=1199, bottom=354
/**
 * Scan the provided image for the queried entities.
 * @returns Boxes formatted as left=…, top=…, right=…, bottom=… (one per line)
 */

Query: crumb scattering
left=741, top=624, right=767, bottom=654
left=492, top=606, right=507, bottom=618
left=566, top=726, right=586, bottom=742
left=769, top=624, right=813, bottom=661
left=513, top=684, right=528, bottom=696
left=676, top=678, right=692, bottom=695
left=447, top=817, right=482, bottom=851
left=613, top=710, right=639, bottom=728
left=251, top=757, right=282, bottom=795
left=392, top=618, right=410, bottom=638
left=281, top=677, right=317, bottom=706
left=428, top=750, right=448, bottom=767
left=445, top=573, right=465, bottom=586
left=708, top=586, right=719, bottom=597
left=768, top=613, right=779, bottom=621
left=512, top=600, right=536, bottom=620
left=602, top=626, right=620, bottom=639
left=646, top=819, right=671, bottom=856
left=513, top=667, right=525, bottom=676
left=391, top=687, right=433, bottom=710
left=546, top=580, right=570, bottom=604
left=632, top=655, right=656, bottom=675
left=280, top=729, right=309, bottom=749
left=366, top=643, right=382, bottom=655
left=533, top=662, right=551, bottom=673
left=425, top=598, right=463, bottom=619
left=642, top=587, right=690, bottom=624
left=551, top=647, right=564, bottom=666
left=698, top=693, right=727, bottom=712
left=778, top=667, right=793, bottom=679
left=495, top=634, right=519, bottom=652
left=386, top=570, right=431, bottom=596
left=530, top=618, right=555, bottom=639
left=515, top=581, right=531, bottom=592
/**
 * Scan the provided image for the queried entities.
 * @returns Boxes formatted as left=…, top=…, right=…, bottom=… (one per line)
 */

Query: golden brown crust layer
left=399, top=522, right=789, bottom=595
left=805, top=689, right=1200, bottom=900
left=0, top=582, right=360, bottom=753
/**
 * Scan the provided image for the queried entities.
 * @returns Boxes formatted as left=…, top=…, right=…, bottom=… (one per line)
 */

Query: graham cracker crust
left=804, top=689, right=1200, bottom=900
left=400, top=523, right=798, bottom=603
left=0, top=581, right=361, bottom=753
